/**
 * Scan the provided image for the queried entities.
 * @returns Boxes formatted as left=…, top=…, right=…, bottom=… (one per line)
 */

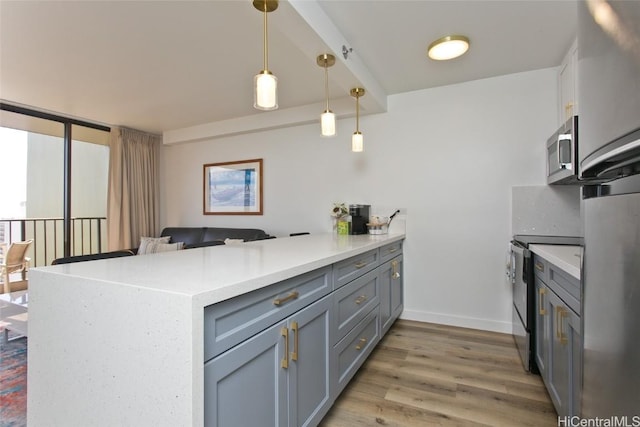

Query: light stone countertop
left=529, top=244, right=583, bottom=280
left=33, top=232, right=405, bottom=307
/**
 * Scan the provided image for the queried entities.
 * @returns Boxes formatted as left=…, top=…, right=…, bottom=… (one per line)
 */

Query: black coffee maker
left=349, top=204, right=370, bottom=235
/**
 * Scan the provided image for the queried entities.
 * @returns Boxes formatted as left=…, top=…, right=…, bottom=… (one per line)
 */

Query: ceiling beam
left=287, top=0, right=387, bottom=115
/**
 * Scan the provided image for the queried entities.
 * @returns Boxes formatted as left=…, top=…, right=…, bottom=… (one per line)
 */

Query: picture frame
left=203, top=159, right=263, bottom=215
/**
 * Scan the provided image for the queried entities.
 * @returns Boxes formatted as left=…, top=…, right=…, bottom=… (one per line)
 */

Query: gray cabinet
left=379, top=254, right=403, bottom=334
left=204, top=239, right=404, bottom=427
left=204, top=319, right=287, bottom=427
left=533, top=255, right=582, bottom=418
left=205, top=294, right=332, bottom=427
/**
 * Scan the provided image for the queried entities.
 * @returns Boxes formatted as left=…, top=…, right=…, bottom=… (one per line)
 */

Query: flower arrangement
left=331, top=202, right=350, bottom=235
left=330, top=202, right=349, bottom=219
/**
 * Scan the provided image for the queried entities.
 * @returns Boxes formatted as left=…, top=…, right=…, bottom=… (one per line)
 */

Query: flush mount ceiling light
left=350, top=87, right=365, bottom=152
left=427, top=35, right=470, bottom=61
left=253, top=0, right=278, bottom=110
left=317, top=53, right=336, bottom=137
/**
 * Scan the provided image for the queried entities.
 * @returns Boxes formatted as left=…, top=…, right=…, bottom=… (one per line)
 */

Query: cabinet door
left=288, top=295, right=332, bottom=427
left=547, top=291, right=572, bottom=417
left=379, top=260, right=392, bottom=333
left=549, top=293, right=582, bottom=418
left=567, top=306, right=582, bottom=417
left=204, top=321, right=287, bottom=427
left=534, top=279, right=550, bottom=377
left=558, top=38, right=578, bottom=124
left=389, top=256, right=403, bottom=321
left=379, top=255, right=403, bottom=334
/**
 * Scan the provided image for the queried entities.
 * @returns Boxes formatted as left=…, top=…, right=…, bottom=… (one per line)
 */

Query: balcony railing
left=0, top=217, right=107, bottom=267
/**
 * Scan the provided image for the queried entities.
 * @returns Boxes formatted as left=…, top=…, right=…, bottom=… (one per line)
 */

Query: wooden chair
left=0, top=240, right=33, bottom=294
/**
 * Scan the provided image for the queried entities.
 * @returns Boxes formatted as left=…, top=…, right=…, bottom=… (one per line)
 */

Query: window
left=0, top=104, right=110, bottom=265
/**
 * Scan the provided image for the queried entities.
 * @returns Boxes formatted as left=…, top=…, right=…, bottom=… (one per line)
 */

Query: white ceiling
left=0, top=0, right=577, bottom=138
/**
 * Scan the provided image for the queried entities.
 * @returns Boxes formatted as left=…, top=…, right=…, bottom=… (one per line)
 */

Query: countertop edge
left=32, top=233, right=406, bottom=308
left=529, top=244, right=582, bottom=280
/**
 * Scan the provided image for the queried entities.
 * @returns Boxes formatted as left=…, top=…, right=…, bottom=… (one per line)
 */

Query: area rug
left=0, top=330, right=27, bottom=427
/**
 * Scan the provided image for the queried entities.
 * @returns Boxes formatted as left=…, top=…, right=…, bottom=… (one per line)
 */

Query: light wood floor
left=320, top=319, right=558, bottom=427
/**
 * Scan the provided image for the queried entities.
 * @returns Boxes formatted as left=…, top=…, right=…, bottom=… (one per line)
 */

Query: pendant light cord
left=263, top=4, right=269, bottom=71
left=355, top=93, right=360, bottom=132
left=324, top=65, right=330, bottom=111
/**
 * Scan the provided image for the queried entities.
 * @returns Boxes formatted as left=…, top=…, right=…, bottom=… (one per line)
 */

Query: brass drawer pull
left=355, top=338, right=367, bottom=350
left=535, top=262, right=544, bottom=272
left=354, top=261, right=367, bottom=269
left=355, top=295, right=368, bottom=305
left=273, top=291, right=299, bottom=306
left=388, top=248, right=397, bottom=253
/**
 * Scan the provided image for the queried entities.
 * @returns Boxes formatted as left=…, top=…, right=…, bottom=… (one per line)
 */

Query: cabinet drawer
left=204, top=265, right=331, bottom=362
left=533, top=256, right=548, bottom=282
left=334, top=307, right=380, bottom=395
left=379, top=241, right=402, bottom=264
left=549, top=265, right=581, bottom=315
left=332, top=269, right=379, bottom=344
left=333, top=249, right=379, bottom=289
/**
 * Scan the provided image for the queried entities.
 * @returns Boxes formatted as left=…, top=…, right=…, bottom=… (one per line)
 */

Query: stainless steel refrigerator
left=578, top=0, right=640, bottom=417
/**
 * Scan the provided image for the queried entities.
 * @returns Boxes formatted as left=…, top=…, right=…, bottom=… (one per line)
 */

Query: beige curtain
left=107, top=127, right=161, bottom=250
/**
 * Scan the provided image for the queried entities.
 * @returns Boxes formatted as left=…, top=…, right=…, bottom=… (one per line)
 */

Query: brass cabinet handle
left=557, top=308, right=568, bottom=345
left=535, top=262, right=544, bottom=272
left=388, top=248, right=397, bottom=253
left=355, top=295, right=368, bottom=305
left=281, top=327, right=289, bottom=369
left=273, top=291, right=299, bottom=306
left=354, top=261, right=367, bottom=269
left=291, top=321, right=299, bottom=361
left=555, top=306, right=568, bottom=345
left=355, top=338, right=367, bottom=350
left=391, top=260, right=401, bottom=279
left=539, top=288, right=547, bottom=315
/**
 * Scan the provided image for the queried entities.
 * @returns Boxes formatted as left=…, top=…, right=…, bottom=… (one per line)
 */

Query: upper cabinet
left=558, top=38, right=578, bottom=126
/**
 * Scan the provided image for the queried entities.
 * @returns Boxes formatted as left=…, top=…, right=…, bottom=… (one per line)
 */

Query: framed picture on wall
left=203, top=159, right=263, bottom=215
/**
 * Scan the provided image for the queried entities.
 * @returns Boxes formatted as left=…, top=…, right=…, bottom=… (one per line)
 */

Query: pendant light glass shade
left=253, top=0, right=278, bottom=111
left=254, top=71, right=278, bottom=110
left=352, top=131, right=363, bottom=152
left=317, top=53, right=336, bottom=137
left=321, top=110, right=336, bottom=136
left=350, top=87, right=365, bottom=152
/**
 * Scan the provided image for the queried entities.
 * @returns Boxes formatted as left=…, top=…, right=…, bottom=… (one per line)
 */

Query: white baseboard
left=399, top=309, right=513, bottom=334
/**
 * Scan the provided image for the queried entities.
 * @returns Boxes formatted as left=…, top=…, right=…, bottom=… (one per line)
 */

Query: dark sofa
left=160, top=227, right=272, bottom=249
left=51, top=226, right=273, bottom=264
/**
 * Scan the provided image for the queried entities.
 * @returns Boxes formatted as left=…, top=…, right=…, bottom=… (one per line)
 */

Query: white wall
left=161, top=67, right=558, bottom=333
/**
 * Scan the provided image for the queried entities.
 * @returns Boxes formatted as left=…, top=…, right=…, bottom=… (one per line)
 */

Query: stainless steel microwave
left=547, top=116, right=579, bottom=185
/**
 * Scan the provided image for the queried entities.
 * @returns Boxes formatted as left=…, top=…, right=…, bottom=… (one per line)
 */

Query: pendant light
left=317, top=53, right=336, bottom=137
left=350, top=87, right=365, bottom=152
left=253, top=0, right=278, bottom=110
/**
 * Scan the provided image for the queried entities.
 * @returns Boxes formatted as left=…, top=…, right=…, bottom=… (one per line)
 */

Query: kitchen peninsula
left=27, top=232, right=405, bottom=426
